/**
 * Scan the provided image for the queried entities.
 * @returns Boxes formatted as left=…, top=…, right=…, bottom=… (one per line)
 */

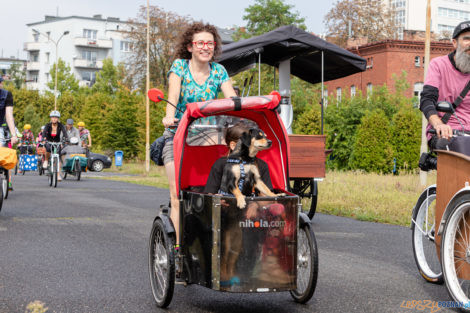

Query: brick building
left=324, top=39, right=454, bottom=103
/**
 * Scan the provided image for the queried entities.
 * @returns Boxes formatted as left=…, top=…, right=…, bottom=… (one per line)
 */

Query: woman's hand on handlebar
left=162, top=116, right=179, bottom=128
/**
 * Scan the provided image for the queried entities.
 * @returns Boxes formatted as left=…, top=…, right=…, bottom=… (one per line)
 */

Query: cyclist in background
left=0, top=77, right=18, bottom=191
left=42, top=111, right=68, bottom=181
left=77, top=121, right=91, bottom=149
left=19, top=124, right=34, bottom=155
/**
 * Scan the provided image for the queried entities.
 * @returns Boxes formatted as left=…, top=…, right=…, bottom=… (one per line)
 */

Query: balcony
left=74, top=59, right=103, bottom=69
left=24, top=42, right=41, bottom=51
left=26, top=82, right=39, bottom=90
left=26, top=62, right=40, bottom=71
left=74, top=37, right=112, bottom=49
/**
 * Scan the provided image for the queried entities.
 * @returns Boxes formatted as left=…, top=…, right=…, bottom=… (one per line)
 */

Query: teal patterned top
left=168, top=58, right=230, bottom=123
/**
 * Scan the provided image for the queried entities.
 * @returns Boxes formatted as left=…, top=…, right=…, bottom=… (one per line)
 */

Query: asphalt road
left=0, top=173, right=454, bottom=313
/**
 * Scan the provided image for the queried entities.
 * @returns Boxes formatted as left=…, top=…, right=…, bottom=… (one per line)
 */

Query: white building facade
left=390, top=0, right=470, bottom=38
left=24, top=15, right=133, bottom=91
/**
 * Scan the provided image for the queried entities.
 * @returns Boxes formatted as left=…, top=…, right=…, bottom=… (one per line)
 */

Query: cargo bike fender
left=153, top=205, right=176, bottom=236
left=437, top=186, right=470, bottom=236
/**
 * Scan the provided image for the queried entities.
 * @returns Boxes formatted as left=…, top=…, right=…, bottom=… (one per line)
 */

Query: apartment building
left=390, top=0, right=470, bottom=38
left=24, top=14, right=132, bottom=91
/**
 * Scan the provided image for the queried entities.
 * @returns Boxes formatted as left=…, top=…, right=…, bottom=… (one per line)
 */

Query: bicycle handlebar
left=428, top=128, right=470, bottom=136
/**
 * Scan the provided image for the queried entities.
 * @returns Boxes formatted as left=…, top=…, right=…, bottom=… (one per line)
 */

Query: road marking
left=315, top=231, right=365, bottom=238
left=0, top=227, right=6, bottom=231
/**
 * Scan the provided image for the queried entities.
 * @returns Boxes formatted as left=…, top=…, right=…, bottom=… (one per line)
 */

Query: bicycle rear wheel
left=3, top=170, right=9, bottom=200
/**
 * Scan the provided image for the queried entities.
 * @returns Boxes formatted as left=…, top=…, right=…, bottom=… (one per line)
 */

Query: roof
left=27, top=15, right=129, bottom=27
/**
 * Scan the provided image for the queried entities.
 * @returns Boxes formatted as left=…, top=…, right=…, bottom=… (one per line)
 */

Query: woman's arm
left=163, top=72, right=181, bottom=128
left=221, top=80, right=237, bottom=98
left=87, top=132, right=92, bottom=148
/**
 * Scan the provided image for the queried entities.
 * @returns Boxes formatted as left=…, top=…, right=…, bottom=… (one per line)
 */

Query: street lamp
left=32, top=29, right=69, bottom=110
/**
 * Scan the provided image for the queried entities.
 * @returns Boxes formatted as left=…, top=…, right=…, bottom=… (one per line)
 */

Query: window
left=438, top=7, right=470, bottom=20
left=351, top=85, right=356, bottom=97
left=30, top=52, right=39, bottom=62
left=415, top=56, right=420, bottom=67
left=120, top=41, right=133, bottom=52
left=81, top=71, right=96, bottom=82
left=414, top=82, right=424, bottom=98
left=45, top=52, right=50, bottom=64
left=81, top=50, right=97, bottom=62
left=367, top=83, right=373, bottom=98
left=367, top=57, right=374, bottom=69
left=336, top=87, right=342, bottom=102
left=83, top=29, right=97, bottom=40
left=33, top=33, right=39, bottom=42
left=30, top=72, right=38, bottom=82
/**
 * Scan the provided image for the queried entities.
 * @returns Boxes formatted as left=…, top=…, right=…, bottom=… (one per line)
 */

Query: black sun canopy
left=219, top=25, right=366, bottom=84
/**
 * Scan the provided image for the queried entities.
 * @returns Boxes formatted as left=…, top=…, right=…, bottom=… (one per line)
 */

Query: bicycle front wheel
left=411, top=186, right=443, bottom=284
left=148, top=218, right=175, bottom=308
left=290, top=222, right=318, bottom=303
left=53, top=158, right=58, bottom=188
left=441, top=194, right=470, bottom=311
left=3, top=170, right=9, bottom=200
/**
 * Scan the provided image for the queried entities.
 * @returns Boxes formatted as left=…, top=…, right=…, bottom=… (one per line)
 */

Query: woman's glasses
left=192, top=41, right=216, bottom=50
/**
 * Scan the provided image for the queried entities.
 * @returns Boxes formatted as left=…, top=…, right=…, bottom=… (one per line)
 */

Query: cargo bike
left=411, top=102, right=470, bottom=311
left=148, top=92, right=318, bottom=308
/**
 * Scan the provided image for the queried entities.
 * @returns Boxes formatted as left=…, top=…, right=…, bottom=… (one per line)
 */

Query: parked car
left=87, top=152, right=112, bottom=172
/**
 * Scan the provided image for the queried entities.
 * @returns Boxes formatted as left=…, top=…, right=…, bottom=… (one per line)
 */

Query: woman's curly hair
left=174, top=22, right=222, bottom=61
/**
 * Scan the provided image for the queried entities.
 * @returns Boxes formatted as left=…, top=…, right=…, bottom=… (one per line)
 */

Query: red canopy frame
left=172, top=94, right=289, bottom=195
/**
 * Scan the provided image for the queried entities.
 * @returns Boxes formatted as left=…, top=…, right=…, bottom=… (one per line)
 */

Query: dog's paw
left=275, top=193, right=286, bottom=197
left=236, top=196, right=246, bottom=209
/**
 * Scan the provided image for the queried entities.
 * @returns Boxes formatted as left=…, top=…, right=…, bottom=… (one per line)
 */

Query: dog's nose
left=267, top=139, right=272, bottom=147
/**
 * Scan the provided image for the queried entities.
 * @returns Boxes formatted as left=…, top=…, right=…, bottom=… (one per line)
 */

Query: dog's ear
left=241, top=131, right=252, bottom=147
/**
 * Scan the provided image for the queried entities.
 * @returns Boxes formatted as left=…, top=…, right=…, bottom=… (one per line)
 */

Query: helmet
left=77, top=121, right=85, bottom=127
left=70, top=137, right=79, bottom=145
left=50, top=110, right=61, bottom=118
left=24, top=124, right=31, bottom=130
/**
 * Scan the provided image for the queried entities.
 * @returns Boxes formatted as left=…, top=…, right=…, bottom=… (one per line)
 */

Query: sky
left=0, top=0, right=336, bottom=59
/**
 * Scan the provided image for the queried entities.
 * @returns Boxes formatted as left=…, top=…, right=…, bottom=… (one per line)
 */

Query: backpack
left=0, top=89, right=8, bottom=108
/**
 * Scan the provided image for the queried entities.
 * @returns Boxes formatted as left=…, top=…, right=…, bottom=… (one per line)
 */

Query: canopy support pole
left=321, top=50, right=324, bottom=135
left=279, top=59, right=293, bottom=134
left=258, top=53, right=261, bottom=96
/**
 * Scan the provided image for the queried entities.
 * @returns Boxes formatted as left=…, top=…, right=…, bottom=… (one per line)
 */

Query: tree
left=7, top=63, right=25, bottom=89
left=126, top=6, right=192, bottom=89
left=92, top=58, right=125, bottom=95
left=324, top=0, right=398, bottom=47
left=23, top=104, right=42, bottom=136
left=235, top=0, right=306, bottom=40
left=102, top=88, right=141, bottom=158
left=390, top=107, right=421, bottom=171
left=349, top=109, right=394, bottom=173
left=48, top=58, right=79, bottom=94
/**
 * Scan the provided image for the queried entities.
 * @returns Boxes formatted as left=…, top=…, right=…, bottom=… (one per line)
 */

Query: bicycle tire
left=441, top=193, right=470, bottom=311
left=0, top=177, right=4, bottom=212
left=290, top=222, right=318, bottom=303
left=148, top=218, right=175, bottom=308
left=3, top=170, right=9, bottom=200
left=411, top=186, right=443, bottom=284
